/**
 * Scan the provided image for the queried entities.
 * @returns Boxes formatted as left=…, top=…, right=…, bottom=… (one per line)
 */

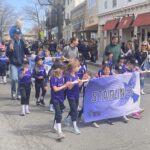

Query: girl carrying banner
left=64, top=59, right=83, bottom=135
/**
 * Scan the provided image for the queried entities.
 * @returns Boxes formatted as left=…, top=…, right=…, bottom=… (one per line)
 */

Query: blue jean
left=10, top=64, right=21, bottom=96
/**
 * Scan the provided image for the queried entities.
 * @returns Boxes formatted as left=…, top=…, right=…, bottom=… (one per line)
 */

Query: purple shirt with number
left=50, top=76, right=65, bottom=103
left=65, top=73, right=79, bottom=100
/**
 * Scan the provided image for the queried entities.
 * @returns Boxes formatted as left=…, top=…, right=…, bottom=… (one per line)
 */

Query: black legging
left=68, top=99, right=78, bottom=122
left=35, top=79, right=46, bottom=99
left=20, top=83, right=31, bottom=105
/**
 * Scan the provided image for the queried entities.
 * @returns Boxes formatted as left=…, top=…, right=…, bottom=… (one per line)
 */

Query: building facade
left=98, top=0, right=150, bottom=55
left=63, top=0, right=85, bottom=41
left=71, top=1, right=86, bottom=40
left=84, top=0, right=99, bottom=40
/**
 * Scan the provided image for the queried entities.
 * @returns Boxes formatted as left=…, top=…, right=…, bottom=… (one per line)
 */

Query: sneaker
left=57, top=132, right=65, bottom=140
left=92, top=122, right=100, bottom=128
left=26, top=109, right=30, bottom=114
left=17, top=95, right=21, bottom=100
left=3, top=76, right=7, bottom=84
left=106, top=119, right=114, bottom=125
left=122, top=116, right=129, bottom=123
left=72, top=127, right=81, bottom=135
left=20, top=113, right=25, bottom=116
left=36, top=101, right=40, bottom=106
left=40, top=100, right=45, bottom=106
left=12, top=93, right=16, bottom=100
left=141, top=90, right=145, bottom=95
left=49, top=105, right=54, bottom=112
left=131, top=112, right=141, bottom=119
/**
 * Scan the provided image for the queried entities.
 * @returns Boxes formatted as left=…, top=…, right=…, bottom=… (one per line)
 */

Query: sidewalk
left=86, top=56, right=103, bottom=67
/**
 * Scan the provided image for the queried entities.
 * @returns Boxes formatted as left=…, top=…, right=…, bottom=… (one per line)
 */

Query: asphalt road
left=0, top=65, right=150, bottom=150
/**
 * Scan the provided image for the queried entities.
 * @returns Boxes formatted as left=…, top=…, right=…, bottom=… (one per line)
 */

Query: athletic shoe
left=25, top=109, right=30, bottom=114
left=122, top=116, right=129, bottom=123
left=106, top=119, right=115, bottom=125
left=17, top=95, right=21, bottom=100
left=20, top=113, right=25, bottom=116
left=140, top=90, right=145, bottom=95
left=131, top=112, right=141, bottom=119
left=12, top=93, right=16, bottom=100
left=57, top=132, right=65, bottom=140
left=36, top=101, right=40, bottom=106
left=40, top=99, right=45, bottom=106
left=92, top=122, right=100, bottom=128
left=49, top=104, right=54, bottom=112
left=72, top=127, right=81, bottom=135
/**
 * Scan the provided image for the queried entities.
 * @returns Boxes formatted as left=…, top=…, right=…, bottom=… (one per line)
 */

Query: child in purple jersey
left=50, top=67, right=70, bottom=140
left=65, top=59, right=83, bottom=135
left=33, top=56, right=48, bottom=106
left=19, top=59, right=32, bottom=116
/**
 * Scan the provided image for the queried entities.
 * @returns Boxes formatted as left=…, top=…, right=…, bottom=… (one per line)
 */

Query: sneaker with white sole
left=57, top=132, right=65, bottom=140
left=122, top=116, right=129, bottom=123
left=92, top=122, right=100, bottom=128
left=49, top=104, right=54, bottom=112
left=12, top=93, right=16, bottom=100
left=20, top=112, right=25, bottom=116
left=141, top=90, right=145, bottom=95
left=72, top=127, right=81, bottom=135
left=17, top=95, right=21, bottom=100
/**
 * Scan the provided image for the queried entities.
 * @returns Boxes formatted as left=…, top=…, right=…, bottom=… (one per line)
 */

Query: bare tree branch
left=23, top=0, right=45, bottom=28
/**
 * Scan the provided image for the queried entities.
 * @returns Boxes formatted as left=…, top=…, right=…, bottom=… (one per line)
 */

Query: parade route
left=0, top=76, right=150, bottom=150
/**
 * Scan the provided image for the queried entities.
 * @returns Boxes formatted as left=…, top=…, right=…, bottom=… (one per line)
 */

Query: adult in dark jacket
left=7, top=29, right=30, bottom=100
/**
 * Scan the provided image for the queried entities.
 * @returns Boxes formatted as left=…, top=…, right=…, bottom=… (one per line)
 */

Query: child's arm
left=52, top=83, right=67, bottom=92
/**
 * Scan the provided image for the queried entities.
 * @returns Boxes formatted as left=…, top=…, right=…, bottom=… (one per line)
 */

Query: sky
left=5, top=0, right=36, bottom=33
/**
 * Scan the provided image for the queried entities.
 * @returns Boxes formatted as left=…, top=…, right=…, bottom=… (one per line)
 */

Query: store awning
left=103, top=19, right=119, bottom=31
left=117, top=16, right=134, bottom=29
left=133, top=12, right=150, bottom=26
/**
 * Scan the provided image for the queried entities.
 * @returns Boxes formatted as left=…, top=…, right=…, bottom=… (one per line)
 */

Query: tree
left=23, top=0, right=45, bottom=28
left=0, top=2, right=17, bottom=40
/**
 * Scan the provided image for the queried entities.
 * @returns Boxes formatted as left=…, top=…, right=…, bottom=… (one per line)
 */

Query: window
left=104, top=1, right=108, bottom=9
left=112, top=0, right=117, bottom=8
left=88, top=0, right=96, bottom=9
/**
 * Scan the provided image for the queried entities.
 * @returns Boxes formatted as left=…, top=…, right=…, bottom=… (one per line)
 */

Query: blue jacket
left=9, top=26, right=22, bottom=39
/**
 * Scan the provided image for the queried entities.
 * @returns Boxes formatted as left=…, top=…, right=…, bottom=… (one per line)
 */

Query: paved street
left=0, top=65, right=150, bottom=150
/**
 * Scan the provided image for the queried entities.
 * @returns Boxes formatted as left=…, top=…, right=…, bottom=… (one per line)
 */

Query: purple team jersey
left=77, top=65, right=86, bottom=79
left=32, top=65, right=46, bottom=79
left=65, top=73, right=79, bottom=100
left=50, top=76, right=65, bottom=103
left=19, top=68, right=32, bottom=84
